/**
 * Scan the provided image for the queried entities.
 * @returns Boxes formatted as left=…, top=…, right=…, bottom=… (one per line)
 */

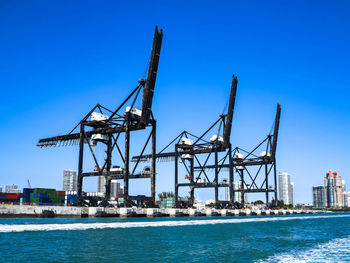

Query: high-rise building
left=278, top=172, right=293, bottom=205
left=233, top=181, right=248, bottom=204
left=312, top=186, right=325, bottom=208
left=62, top=170, right=77, bottom=192
left=97, top=178, right=123, bottom=197
left=342, top=180, right=346, bottom=207
left=343, top=192, right=350, bottom=207
left=97, top=176, right=106, bottom=193
left=221, top=179, right=229, bottom=201
left=0, top=186, right=2, bottom=192
left=110, top=180, right=122, bottom=198
left=324, top=171, right=343, bottom=208
left=5, top=184, right=20, bottom=193
left=290, top=182, right=294, bottom=206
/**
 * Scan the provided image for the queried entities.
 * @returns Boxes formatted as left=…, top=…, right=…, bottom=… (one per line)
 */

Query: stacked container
left=23, top=188, right=34, bottom=204
left=66, top=194, right=78, bottom=205
left=160, top=197, right=175, bottom=208
left=30, top=188, right=65, bottom=205
left=0, top=193, right=22, bottom=204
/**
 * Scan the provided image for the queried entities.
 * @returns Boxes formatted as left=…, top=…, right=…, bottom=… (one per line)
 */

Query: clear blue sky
left=1, top=0, right=350, bottom=203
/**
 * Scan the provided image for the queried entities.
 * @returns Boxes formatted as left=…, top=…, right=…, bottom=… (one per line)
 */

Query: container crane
left=37, top=26, right=163, bottom=207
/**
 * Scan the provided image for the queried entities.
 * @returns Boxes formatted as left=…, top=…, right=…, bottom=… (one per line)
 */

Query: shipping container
left=23, top=188, right=34, bottom=203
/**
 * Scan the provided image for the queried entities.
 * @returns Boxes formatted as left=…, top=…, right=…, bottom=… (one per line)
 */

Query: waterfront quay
left=0, top=205, right=322, bottom=218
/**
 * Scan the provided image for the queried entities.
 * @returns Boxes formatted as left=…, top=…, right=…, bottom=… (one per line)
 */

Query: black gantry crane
left=133, top=75, right=238, bottom=208
left=37, top=26, right=163, bottom=207
left=187, top=104, right=282, bottom=208
left=231, top=104, right=281, bottom=206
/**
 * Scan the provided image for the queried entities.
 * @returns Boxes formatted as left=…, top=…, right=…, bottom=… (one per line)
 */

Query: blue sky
left=1, top=0, right=350, bottom=203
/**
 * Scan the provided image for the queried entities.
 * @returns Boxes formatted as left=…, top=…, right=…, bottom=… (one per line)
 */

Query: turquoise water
left=0, top=213, right=349, bottom=262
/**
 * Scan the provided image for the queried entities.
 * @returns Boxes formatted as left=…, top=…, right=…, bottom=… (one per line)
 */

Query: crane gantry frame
left=38, top=26, right=163, bottom=207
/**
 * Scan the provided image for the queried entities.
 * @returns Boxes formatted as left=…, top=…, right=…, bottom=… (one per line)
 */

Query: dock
left=0, top=205, right=322, bottom=218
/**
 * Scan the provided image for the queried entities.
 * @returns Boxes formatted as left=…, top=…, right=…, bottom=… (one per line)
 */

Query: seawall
left=0, top=205, right=324, bottom=218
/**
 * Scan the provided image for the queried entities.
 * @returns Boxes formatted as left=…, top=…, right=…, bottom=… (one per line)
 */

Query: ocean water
left=0, top=213, right=349, bottom=262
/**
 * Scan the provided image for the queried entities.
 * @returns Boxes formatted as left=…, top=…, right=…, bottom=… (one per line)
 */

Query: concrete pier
left=220, top=209, right=233, bottom=216
left=233, top=209, right=240, bottom=216
left=0, top=205, right=322, bottom=218
left=188, top=209, right=203, bottom=216
left=168, top=208, right=183, bottom=217
left=119, top=208, right=136, bottom=217
left=146, top=208, right=162, bottom=217
left=0, top=204, right=82, bottom=218
left=205, top=209, right=220, bottom=216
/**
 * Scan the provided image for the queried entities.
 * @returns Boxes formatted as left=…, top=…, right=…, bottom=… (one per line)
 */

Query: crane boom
left=141, top=26, right=163, bottom=124
left=271, top=103, right=281, bottom=161
left=223, top=75, right=238, bottom=148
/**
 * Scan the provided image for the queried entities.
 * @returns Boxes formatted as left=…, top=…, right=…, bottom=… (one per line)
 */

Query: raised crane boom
left=37, top=26, right=163, bottom=148
left=223, top=75, right=238, bottom=148
left=271, top=103, right=281, bottom=161
left=141, top=26, right=163, bottom=124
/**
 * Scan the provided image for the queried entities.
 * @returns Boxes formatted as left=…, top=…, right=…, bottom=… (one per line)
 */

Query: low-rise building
left=193, top=199, right=205, bottom=209
left=295, top=203, right=313, bottom=209
left=5, top=184, right=20, bottom=193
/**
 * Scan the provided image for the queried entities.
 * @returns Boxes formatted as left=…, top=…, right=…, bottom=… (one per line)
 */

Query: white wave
left=258, top=235, right=350, bottom=263
left=0, top=214, right=349, bottom=233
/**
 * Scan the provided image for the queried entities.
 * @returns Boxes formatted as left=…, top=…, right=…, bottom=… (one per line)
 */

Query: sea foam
left=258, top=235, right=350, bottom=262
left=0, top=214, right=349, bottom=233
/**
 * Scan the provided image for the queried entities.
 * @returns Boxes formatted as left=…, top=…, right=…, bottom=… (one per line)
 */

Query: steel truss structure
left=37, top=26, right=163, bottom=207
left=133, top=75, right=238, bottom=208
left=189, top=104, right=281, bottom=207
left=232, top=104, right=281, bottom=206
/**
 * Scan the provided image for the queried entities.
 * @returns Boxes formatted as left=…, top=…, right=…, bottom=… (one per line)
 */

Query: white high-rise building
left=5, top=184, right=20, bottom=193
left=343, top=192, right=350, bottom=207
left=278, top=172, right=294, bottom=206
left=62, top=170, right=77, bottom=192
left=97, top=176, right=106, bottom=193
left=233, top=181, right=248, bottom=204
left=342, top=180, right=346, bottom=207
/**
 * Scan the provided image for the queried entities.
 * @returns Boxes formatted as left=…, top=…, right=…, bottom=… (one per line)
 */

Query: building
left=193, top=199, right=205, bottom=209
left=295, top=203, right=313, bottom=209
left=324, top=171, right=343, bottom=208
left=290, top=182, right=294, bottom=206
left=0, top=186, right=2, bottom=192
left=221, top=179, right=229, bottom=201
left=344, top=192, right=350, bottom=207
left=342, top=180, right=346, bottom=207
left=5, top=184, right=20, bottom=193
left=97, top=176, right=106, bottom=193
left=278, top=172, right=293, bottom=206
left=110, top=180, right=122, bottom=198
left=97, top=178, right=123, bottom=197
left=233, top=181, right=248, bottom=204
left=312, top=186, right=326, bottom=208
left=62, top=170, right=77, bottom=192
